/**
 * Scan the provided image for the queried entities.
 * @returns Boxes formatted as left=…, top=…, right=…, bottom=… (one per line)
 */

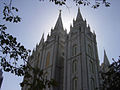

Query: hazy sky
left=1, top=0, right=120, bottom=90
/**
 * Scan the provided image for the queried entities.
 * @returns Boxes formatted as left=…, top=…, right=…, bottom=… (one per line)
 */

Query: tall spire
left=103, top=50, right=110, bottom=66
left=101, top=50, right=110, bottom=72
left=54, top=10, right=64, bottom=30
left=76, top=7, right=83, bottom=21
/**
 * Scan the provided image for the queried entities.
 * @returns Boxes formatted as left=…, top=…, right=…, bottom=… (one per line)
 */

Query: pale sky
left=1, top=0, right=120, bottom=90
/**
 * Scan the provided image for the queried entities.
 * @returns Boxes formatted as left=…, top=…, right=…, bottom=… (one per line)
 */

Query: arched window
left=72, top=60, right=77, bottom=73
left=45, top=52, right=50, bottom=67
left=90, top=60, right=94, bottom=73
left=73, top=77, right=78, bottom=90
left=72, top=44, right=77, bottom=56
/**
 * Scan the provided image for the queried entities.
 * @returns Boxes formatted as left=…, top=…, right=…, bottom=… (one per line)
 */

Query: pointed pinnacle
left=76, top=7, right=83, bottom=21
left=104, top=50, right=110, bottom=65
left=54, top=10, right=64, bottom=30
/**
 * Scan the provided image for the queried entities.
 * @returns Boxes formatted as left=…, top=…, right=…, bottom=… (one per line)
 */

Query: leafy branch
left=2, top=0, right=21, bottom=23
left=40, top=0, right=110, bottom=8
left=101, top=57, right=120, bottom=90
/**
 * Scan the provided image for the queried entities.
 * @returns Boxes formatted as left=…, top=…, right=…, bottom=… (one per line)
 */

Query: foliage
left=0, top=0, right=57, bottom=89
left=2, top=0, right=21, bottom=23
left=0, top=24, right=29, bottom=76
left=20, top=67, right=57, bottom=90
left=0, top=0, right=28, bottom=76
left=101, top=57, right=120, bottom=90
left=41, top=0, right=110, bottom=8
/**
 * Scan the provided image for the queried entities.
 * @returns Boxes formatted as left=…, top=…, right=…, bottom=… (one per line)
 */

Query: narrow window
left=90, top=61, right=92, bottom=73
left=90, top=60, right=94, bottom=73
left=79, top=26, right=81, bottom=32
left=72, top=60, right=77, bottom=73
left=92, top=62, right=94, bottom=73
left=72, top=44, right=77, bottom=56
left=91, top=78, right=95, bottom=90
left=73, top=78, right=78, bottom=90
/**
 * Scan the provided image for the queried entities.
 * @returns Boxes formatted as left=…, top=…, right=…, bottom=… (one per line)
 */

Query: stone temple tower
left=22, top=10, right=67, bottom=90
left=64, top=8, right=100, bottom=90
left=22, top=8, right=109, bottom=90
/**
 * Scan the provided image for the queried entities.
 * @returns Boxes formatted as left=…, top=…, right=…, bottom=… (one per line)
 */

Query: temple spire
left=54, top=10, right=64, bottom=30
left=103, top=50, right=110, bottom=66
left=101, top=50, right=110, bottom=72
left=76, top=7, right=83, bottom=21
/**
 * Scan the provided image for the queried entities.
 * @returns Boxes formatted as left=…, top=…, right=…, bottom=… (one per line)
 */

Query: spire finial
left=59, top=9, right=62, bottom=14
left=76, top=7, right=83, bottom=21
left=54, top=9, right=64, bottom=30
left=58, top=9, right=62, bottom=17
left=78, top=7, right=80, bottom=12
